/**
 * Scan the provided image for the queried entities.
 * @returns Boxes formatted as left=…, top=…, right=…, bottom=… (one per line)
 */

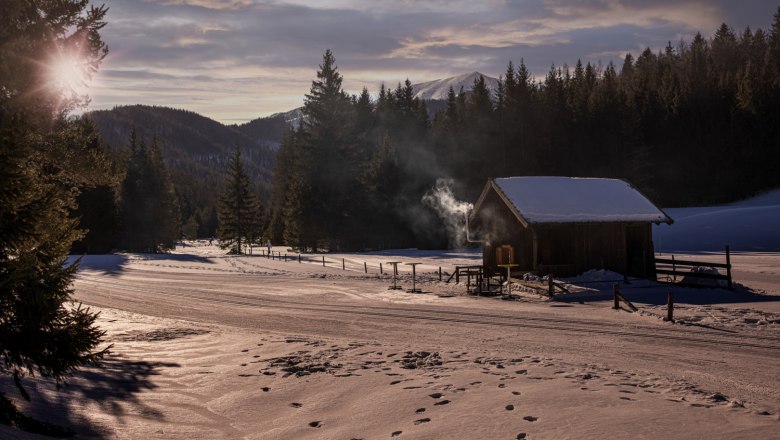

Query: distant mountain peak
left=412, top=71, right=500, bottom=101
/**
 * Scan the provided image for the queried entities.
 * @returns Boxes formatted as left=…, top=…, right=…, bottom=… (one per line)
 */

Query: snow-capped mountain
left=412, top=71, right=500, bottom=101
left=269, top=107, right=305, bottom=129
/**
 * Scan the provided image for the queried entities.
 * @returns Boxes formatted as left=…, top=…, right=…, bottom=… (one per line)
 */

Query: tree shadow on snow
left=0, top=356, right=179, bottom=438
left=135, top=252, right=212, bottom=263
left=69, top=254, right=129, bottom=276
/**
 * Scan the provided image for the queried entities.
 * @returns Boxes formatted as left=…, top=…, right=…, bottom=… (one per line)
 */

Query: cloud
left=86, top=0, right=775, bottom=123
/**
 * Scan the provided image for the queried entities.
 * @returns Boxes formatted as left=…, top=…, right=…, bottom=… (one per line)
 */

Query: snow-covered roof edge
left=470, top=177, right=673, bottom=225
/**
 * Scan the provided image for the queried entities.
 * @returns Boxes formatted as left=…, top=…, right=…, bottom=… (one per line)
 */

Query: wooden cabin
left=467, top=177, right=673, bottom=278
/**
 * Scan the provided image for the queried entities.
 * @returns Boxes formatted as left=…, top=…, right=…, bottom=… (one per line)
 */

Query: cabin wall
left=625, top=223, right=655, bottom=278
left=472, top=189, right=534, bottom=274
left=534, top=223, right=627, bottom=277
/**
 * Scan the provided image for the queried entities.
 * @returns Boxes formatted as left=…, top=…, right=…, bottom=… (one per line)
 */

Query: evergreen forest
left=266, top=13, right=780, bottom=251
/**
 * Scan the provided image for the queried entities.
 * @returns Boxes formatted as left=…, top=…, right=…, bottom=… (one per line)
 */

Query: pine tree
left=1, top=0, right=110, bottom=425
left=218, top=146, right=261, bottom=254
left=120, top=132, right=180, bottom=252
left=145, top=136, right=180, bottom=251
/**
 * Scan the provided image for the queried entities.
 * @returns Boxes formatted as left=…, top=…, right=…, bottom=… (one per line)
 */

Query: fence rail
left=654, top=246, right=732, bottom=290
left=257, top=249, right=449, bottom=281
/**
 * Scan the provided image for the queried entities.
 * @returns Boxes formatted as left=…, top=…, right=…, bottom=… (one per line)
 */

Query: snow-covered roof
left=478, top=176, right=672, bottom=225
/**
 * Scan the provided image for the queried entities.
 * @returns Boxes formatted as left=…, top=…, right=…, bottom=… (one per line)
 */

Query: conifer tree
left=1, top=0, right=110, bottom=425
left=120, top=132, right=179, bottom=252
left=218, top=146, right=261, bottom=254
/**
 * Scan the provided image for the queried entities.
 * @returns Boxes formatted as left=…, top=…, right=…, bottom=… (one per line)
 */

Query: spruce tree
left=0, top=0, right=110, bottom=425
left=119, top=132, right=180, bottom=252
left=218, top=146, right=261, bottom=254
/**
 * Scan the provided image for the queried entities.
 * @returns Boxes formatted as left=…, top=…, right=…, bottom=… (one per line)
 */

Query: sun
left=46, top=50, right=90, bottom=95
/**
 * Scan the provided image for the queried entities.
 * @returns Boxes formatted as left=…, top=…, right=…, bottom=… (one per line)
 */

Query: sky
left=85, top=0, right=776, bottom=124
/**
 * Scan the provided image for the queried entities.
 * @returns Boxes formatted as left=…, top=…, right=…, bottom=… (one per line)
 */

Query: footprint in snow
left=391, top=431, right=403, bottom=437
left=309, top=421, right=321, bottom=428
left=523, top=416, right=538, bottom=422
left=414, top=418, right=431, bottom=425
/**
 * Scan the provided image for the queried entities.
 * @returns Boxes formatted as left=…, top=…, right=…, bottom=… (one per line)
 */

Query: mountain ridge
left=412, top=71, right=500, bottom=101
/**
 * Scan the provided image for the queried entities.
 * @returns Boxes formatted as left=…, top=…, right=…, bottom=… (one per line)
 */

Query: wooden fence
left=654, top=246, right=733, bottom=290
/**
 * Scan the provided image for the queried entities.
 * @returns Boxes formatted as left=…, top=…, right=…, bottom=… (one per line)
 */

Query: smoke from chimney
left=421, top=178, right=474, bottom=249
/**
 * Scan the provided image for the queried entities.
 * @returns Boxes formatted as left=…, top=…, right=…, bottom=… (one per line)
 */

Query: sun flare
left=47, top=51, right=90, bottom=95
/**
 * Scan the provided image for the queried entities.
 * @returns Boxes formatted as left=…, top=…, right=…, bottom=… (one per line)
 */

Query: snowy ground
left=3, top=192, right=780, bottom=439
left=1, top=238, right=779, bottom=439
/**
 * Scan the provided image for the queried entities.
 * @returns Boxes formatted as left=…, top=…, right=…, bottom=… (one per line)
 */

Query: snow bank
left=654, top=189, right=780, bottom=252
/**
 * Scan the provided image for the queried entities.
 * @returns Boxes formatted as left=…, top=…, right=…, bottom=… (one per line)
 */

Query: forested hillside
left=89, top=105, right=280, bottom=238
left=268, top=13, right=780, bottom=251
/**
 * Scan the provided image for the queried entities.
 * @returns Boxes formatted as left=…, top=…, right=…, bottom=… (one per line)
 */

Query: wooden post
left=298, top=254, right=301, bottom=263
left=665, top=291, right=674, bottom=322
left=380, top=263, right=383, bottom=274
left=322, top=256, right=325, bottom=267
left=364, top=262, right=367, bottom=273
left=672, top=255, right=676, bottom=282
left=548, top=274, right=554, bottom=297
left=284, top=254, right=287, bottom=262
left=726, top=245, right=733, bottom=290
left=613, top=283, right=620, bottom=310
left=439, top=267, right=442, bottom=281
left=456, top=267, right=460, bottom=284
left=342, top=258, right=345, bottom=270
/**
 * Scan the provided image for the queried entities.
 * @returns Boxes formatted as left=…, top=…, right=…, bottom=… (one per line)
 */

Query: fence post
left=284, top=253, right=287, bottom=262
left=665, top=291, right=674, bottom=322
left=613, top=283, right=620, bottom=310
left=322, top=256, right=325, bottom=267
left=672, top=255, right=676, bottom=282
left=342, top=258, right=345, bottom=270
left=456, top=267, right=460, bottom=284
left=380, top=263, right=383, bottom=275
left=298, top=254, right=301, bottom=263
left=439, top=267, right=442, bottom=281
left=548, top=274, right=554, bottom=297
left=726, top=245, right=733, bottom=290
left=364, top=262, right=367, bottom=273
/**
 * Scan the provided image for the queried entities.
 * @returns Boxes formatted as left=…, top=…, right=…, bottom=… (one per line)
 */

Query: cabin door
left=625, top=225, right=647, bottom=278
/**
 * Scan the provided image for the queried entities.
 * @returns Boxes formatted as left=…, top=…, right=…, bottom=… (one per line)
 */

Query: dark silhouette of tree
left=0, top=0, right=110, bottom=428
left=120, top=132, right=180, bottom=252
left=218, top=146, right=262, bottom=254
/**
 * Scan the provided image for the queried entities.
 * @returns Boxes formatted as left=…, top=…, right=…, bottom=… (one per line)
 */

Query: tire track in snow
left=75, top=276, right=780, bottom=352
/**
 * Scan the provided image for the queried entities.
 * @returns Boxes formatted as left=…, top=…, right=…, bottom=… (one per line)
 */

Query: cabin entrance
left=625, top=225, right=647, bottom=278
